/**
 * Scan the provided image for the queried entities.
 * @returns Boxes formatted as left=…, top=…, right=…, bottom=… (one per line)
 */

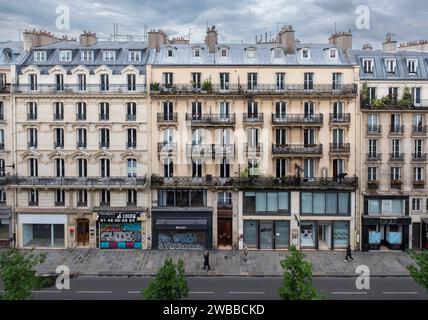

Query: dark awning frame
left=155, top=218, right=208, bottom=230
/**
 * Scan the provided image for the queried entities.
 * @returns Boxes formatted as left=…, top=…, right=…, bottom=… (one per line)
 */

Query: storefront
left=151, top=208, right=212, bottom=250
left=96, top=211, right=144, bottom=249
left=300, top=220, right=350, bottom=250
left=0, top=208, right=11, bottom=248
left=423, top=219, right=428, bottom=251
left=243, top=220, right=290, bottom=249
left=362, top=217, right=411, bottom=251
left=18, top=214, right=67, bottom=248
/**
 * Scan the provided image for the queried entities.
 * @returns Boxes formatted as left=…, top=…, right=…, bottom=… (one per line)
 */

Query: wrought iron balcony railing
left=272, top=113, right=323, bottom=125
left=186, top=144, right=213, bottom=158
left=243, top=113, right=264, bottom=124
left=157, top=113, right=178, bottom=123
left=390, top=125, right=405, bottom=134
left=330, top=143, right=350, bottom=153
left=361, top=99, right=428, bottom=109
left=0, top=83, right=11, bottom=93
left=412, top=125, right=427, bottom=135
left=366, top=125, right=381, bottom=134
left=272, top=144, right=323, bottom=155
left=158, top=142, right=178, bottom=153
left=13, top=84, right=146, bottom=94
left=329, top=113, right=351, bottom=124
left=412, top=153, right=427, bottom=161
left=185, top=113, right=236, bottom=125
left=367, top=153, right=382, bottom=161
left=389, top=153, right=405, bottom=161
left=245, top=143, right=263, bottom=156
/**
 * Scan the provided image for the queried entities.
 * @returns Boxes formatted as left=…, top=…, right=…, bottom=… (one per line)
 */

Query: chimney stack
left=382, top=33, right=397, bottom=51
left=329, top=31, right=353, bottom=52
left=205, top=25, right=218, bottom=53
left=362, top=43, right=372, bottom=50
left=22, top=29, right=64, bottom=51
left=148, top=29, right=170, bottom=52
left=278, top=25, right=295, bottom=54
left=80, top=31, right=97, bottom=46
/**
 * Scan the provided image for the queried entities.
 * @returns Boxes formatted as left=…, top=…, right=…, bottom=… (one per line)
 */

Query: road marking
left=382, top=291, right=419, bottom=295
left=331, top=291, right=367, bottom=295
left=189, top=291, right=215, bottom=294
left=229, top=291, right=265, bottom=294
left=127, top=291, right=141, bottom=294
left=32, top=290, right=61, bottom=293
left=76, top=290, right=112, bottom=294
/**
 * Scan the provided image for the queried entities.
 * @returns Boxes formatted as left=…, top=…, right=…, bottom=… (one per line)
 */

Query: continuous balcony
left=150, top=83, right=357, bottom=97
left=1, top=176, right=147, bottom=189
left=272, top=114, right=323, bottom=126
left=151, top=174, right=358, bottom=190
left=272, top=144, right=323, bottom=157
left=329, top=113, right=350, bottom=125
left=13, top=84, right=146, bottom=95
left=413, top=180, right=425, bottom=189
left=185, top=113, right=236, bottom=126
left=361, top=99, right=428, bottom=110
left=329, top=143, right=350, bottom=155
left=243, top=113, right=264, bottom=125
left=157, top=113, right=178, bottom=125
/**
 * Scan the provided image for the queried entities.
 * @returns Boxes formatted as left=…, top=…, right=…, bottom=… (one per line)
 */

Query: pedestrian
left=203, top=249, right=211, bottom=271
left=243, top=244, right=249, bottom=262
left=344, top=245, right=354, bottom=262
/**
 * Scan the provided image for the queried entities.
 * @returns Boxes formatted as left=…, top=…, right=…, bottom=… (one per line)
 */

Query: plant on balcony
left=240, top=168, right=249, bottom=177
left=151, top=82, right=160, bottom=92
left=397, top=86, right=412, bottom=108
left=360, top=82, right=370, bottom=107
left=201, top=79, right=212, bottom=93
left=414, top=180, right=425, bottom=186
left=391, top=179, right=402, bottom=187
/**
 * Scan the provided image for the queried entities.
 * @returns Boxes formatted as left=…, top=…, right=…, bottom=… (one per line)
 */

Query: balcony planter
left=367, top=180, right=379, bottom=189
left=150, top=82, right=160, bottom=92
left=391, top=180, right=402, bottom=189
left=202, top=79, right=212, bottom=93
left=413, top=180, right=425, bottom=189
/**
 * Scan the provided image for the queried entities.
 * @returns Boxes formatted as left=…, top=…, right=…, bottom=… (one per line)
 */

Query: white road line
left=32, top=290, right=61, bottom=293
left=382, top=291, right=419, bottom=295
left=229, top=291, right=265, bottom=294
left=76, top=290, right=112, bottom=294
left=331, top=292, right=368, bottom=295
left=189, top=291, right=215, bottom=294
left=127, top=291, right=141, bottom=294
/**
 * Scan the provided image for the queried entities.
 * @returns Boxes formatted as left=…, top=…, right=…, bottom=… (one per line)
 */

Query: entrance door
left=318, top=223, right=331, bottom=250
left=412, top=222, right=421, bottom=250
left=77, top=219, right=89, bottom=246
left=259, top=221, right=274, bottom=249
left=218, top=218, right=232, bottom=247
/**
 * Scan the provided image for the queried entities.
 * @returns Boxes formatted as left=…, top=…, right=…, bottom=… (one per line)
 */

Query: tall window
left=332, top=73, right=342, bottom=90
left=247, top=73, right=258, bottom=90
left=77, top=74, right=87, bottom=91
left=99, top=128, right=110, bottom=148
left=55, top=189, right=65, bottom=206
left=29, top=189, right=39, bottom=205
left=220, top=158, right=230, bottom=178
left=219, top=101, right=230, bottom=118
left=368, top=167, right=377, bottom=181
left=127, top=159, right=137, bottom=177
left=77, top=190, right=87, bottom=206
left=102, top=50, right=116, bottom=62
left=126, top=102, right=136, bottom=121
left=385, top=59, right=396, bottom=73
left=128, top=50, right=141, bottom=62
left=0, top=101, right=3, bottom=120
left=55, top=74, right=64, bottom=91
left=100, top=158, right=110, bottom=177
left=100, top=74, right=109, bottom=91
left=127, top=74, right=136, bottom=91
left=27, top=102, right=37, bottom=120
left=304, top=73, right=314, bottom=90
left=276, top=159, right=287, bottom=178
left=28, top=158, right=38, bottom=177
left=53, top=102, right=64, bottom=120
left=163, top=159, right=173, bottom=177
left=0, top=130, right=4, bottom=150
left=55, top=158, right=65, bottom=177
left=391, top=167, right=401, bottom=181
left=29, top=74, right=38, bottom=91
left=127, top=128, right=137, bottom=149
left=163, top=101, right=174, bottom=120
left=412, top=87, right=421, bottom=106
left=127, top=190, right=137, bottom=206
left=59, top=50, right=72, bottom=62
left=77, top=128, right=87, bottom=148
left=407, top=59, right=418, bottom=73
left=54, top=128, right=64, bottom=149
left=192, top=159, right=203, bottom=178
left=163, top=73, right=173, bottom=86
left=413, top=167, right=424, bottom=182
left=303, top=159, right=315, bottom=178
left=0, top=159, right=5, bottom=177
left=81, top=50, right=94, bottom=62
left=363, top=59, right=374, bottom=73
left=275, top=101, right=287, bottom=118
left=76, top=102, right=87, bottom=120
left=304, top=102, right=315, bottom=118
left=28, top=128, right=37, bottom=148
left=100, top=190, right=110, bottom=205
left=191, top=73, right=201, bottom=89
left=191, top=101, right=202, bottom=119
left=368, top=139, right=378, bottom=156
left=77, top=158, right=87, bottom=177
left=247, top=100, right=258, bottom=118
left=220, top=73, right=229, bottom=90
left=389, top=87, right=399, bottom=103
left=99, top=102, right=109, bottom=120
left=276, top=73, right=285, bottom=90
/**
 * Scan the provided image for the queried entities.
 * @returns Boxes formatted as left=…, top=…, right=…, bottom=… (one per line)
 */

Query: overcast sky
left=0, top=0, right=427, bottom=49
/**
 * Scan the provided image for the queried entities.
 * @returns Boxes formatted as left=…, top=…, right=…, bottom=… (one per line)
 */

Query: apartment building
left=350, top=36, right=428, bottom=251
left=10, top=31, right=150, bottom=249
left=147, top=26, right=360, bottom=251
left=0, top=41, right=25, bottom=247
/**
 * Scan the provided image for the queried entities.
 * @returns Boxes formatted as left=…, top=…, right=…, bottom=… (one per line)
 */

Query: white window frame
left=59, top=50, right=72, bottom=62
left=193, top=49, right=201, bottom=58
left=274, top=48, right=282, bottom=59
left=221, top=49, right=228, bottom=57
left=385, top=59, right=396, bottom=73
left=34, top=51, right=47, bottom=62
left=302, top=48, right=310, bottom=59
left=247, top=49, right=256, bottom=59
left=407, top=59, right=418, bottom=74
left=412, top=198, right=422, bottom=211
left=363, top=59, right=374, bottom=73
left=103, top=50, right=116, bottom=62
left=80, top=50, right=94, bottom=62
left=128, top=50, right=141, bottom=62
left=329, top=48, right=337, bottom=59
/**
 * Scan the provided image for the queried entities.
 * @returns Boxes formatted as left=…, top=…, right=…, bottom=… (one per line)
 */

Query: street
left=4, top=276, right=426, bottom=300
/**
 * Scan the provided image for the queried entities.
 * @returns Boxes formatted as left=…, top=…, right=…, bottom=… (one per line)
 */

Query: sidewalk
left=29, top=249, right=416, bottom=277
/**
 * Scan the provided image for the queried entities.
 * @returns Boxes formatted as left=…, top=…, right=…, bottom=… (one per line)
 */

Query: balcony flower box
left=413, top=180, right=425, bottom=189
left=390, top=179, right=402, bottom=189
left=367, top=180, right=379, bottom=189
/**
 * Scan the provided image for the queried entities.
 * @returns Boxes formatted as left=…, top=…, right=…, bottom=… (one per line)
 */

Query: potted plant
left=367, top=180, right=379, bottom=189
left=413, top=180, right=425, bottom=188
left=151, top=82, right=160, bottom=92
left=391, top=179, right=402, bottom=188
left=202, top=79, right=212, bottom=93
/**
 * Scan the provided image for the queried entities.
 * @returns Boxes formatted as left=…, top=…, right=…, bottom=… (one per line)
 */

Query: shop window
left=301, top=192, right=350, bottom=215
left=22, top=224, right=65, bottom=248
left=0, top=219, right=9, bottom=239
left=158, top=190, right=207, bottom=207
left=300, top=222, right=316, bottom=247
left=275, top=221, right=290, bottom=248
left=243, top=191, right=289, bottom=215
left=243, top=220, right=257, bottom=248
left=368, top=225, right=381, bottom=245
left=333, top=221, right=349, bottom=248
left=386, top=225, right=402, bottom=245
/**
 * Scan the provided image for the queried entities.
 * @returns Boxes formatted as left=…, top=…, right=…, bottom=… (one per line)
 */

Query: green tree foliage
left=0, top=249, right=48, bottom=300
left=407, top=250, right=428, bottom=294
left=142, top=258, right=189, bottom=300
left=278, top=245, right=324, bottom=300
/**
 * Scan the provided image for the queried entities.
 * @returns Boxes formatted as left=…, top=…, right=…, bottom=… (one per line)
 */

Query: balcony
left=366, top=153, right=382, bottom=161
left=272, top=114, right=323, bottom=126
left=99, top=201, right=110, bottom=207
left=3, top=176, right=147, bottom=189
left=77, top=201, right=87, bottom=207
left=185, top=113, right=236, bottom=126
left=157, top=113, right=178, bottom=125
left=76, top=113, right=86, bottom=121
left=412, top=153, right=427, bottom=161
left=158, top=142, right=178, bottom=157
left=389, top=153, right=404, bottom=161
left=151, top=175, right=358, bottom=190
left=245, top=143, right=263, bottom=157
left=55, top=201, right=65, bottom=206
left=150, top=83, right=357, bottom=97
left=13, top=84, right=146, bottom=95
left=361, top=99, right=428, bottom=110
left=127, top=201, right=137, bottom=207
left=243, top=113, right=264, bottom=125
left=0, top=83, right=11, bottom=93
left=272, top=144, right=323, bottom=157
left=27, top=113, right=37, bottom=121
left=329, top=143, right=350, bottom=154
left=99, top=114, right=109, bottom=121
left=367, top=180, right=379, bottom=190
left=390, top=180, right=402, bottom=189
left=28, top=201, right=39, bottom=206
left=213, top=144, right=235, bottom=159
left=126, top=114, right=136, bottom=121
left=412, top=125, right=427, bottom=136
left=186, top=144, right=213, bottom=158
left=127, top=142, right=137, bottom=149
left=329, top=113, right=350, bottom=125
left=366, top=125, right=382, bottom=135
left=389, top=125, right=404, bottom=135
left=413, top=180, right=425, bottom=189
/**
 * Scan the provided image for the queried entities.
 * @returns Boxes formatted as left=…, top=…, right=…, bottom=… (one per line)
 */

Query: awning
left=155, top=218, right=207, bottom=230
left=363, top=216, right=411, bottom=226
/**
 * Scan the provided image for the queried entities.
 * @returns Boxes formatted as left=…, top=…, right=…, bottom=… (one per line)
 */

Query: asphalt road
left=3, top=276, right=426, bottom=300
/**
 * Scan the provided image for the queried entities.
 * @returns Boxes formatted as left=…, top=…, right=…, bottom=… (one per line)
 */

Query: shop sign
left=379, top=219, right=396, bottom=225
left=98, top=212, right=142, bottom=223
left=176, top=226, right=187, bottom=230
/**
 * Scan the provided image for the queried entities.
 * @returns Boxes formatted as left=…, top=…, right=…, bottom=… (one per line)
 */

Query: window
left=192, top=159, right=203, bottom=178
left=77, top=158, right=87, bottom=177
left=391, top=167, right=401, bottom=180
left=368, top=87, right=377, bottom=101
left=302, top=48, right=310, bottom=59
left=163, top=158, right=173, bottom=178
left=28, top=128, right=37, bottom=148
left=247, top=49, right=256, bottom=58
left=413, top=167, right=424, bottom=181
left=0, top=188, right=6, bottom=204
left=276, top=73, right=285, bottom=90
left=99, top=128, right=110, bottom=148
left=55, top=158, right=65, bottom=177
left=391, top=139, right=401, bottom=156
left=77, top=190, right=87, bottom=206
left=276, top=159, right=287, bottom=178
left=247, top=73, right=257, bottom=90
left=191, top=72, right=201, bottom=89
left=363, top=59, right=374, bottom=73
left=163, top=101, right=174, bottom=120
left=275, top=101, right=287, bottom=118
left=274, top=48, right=282, bottom=59
left=412, top=87, right=421, bottom=106
left=128, top=50, right=141, bottom=62
left=412, top=198, right=422, bottom=211
left=103, top=50, right=116, bottom=62
left=127, top=190, right=137, bottom=206
left=127, top=159, right=137, bottom=177
left=0, top=130, right=4, bottom=150
left=28, top=158, right=38, bottom=177
left=0, top=74, right=5, bottom=91
left=100, top=74, right=109, bottom=91
left=220, top=158, right=229, bottom=178
left=0, top=160, right=5, bottom=177
left=368, top=139, right=378, bottom=156
left=77, top=74, right=87, bottom=91
left=220, top=73, right=229, bottom=90
left=332, top=73, right=342, bottom=90
left=127, top=128, right=137, bottom=149
left=55, top=74, right=64, bottom=91
left=193, top=49, right=200, bottom=57
left=167, top=49, right=173, bottom=58
left=100, top=158, right=110, bottom=177
left=414, top=139, right=423, bottom=156
left=34, top=51, right=46, bottom=62
left=126, top=102, right=136, bottom=121
left=100, top=190, right=110, bottom=206
left=243, top=191, right=289, bottom=214
left=55, top=189, right=65, bottom=206
left=247, top=100, right=259, bottom=118
left=218, top=192, right=232, bottom=205
left=54, top=128, right=64, bottom=149
left=301, top=192, right=350, bottom=215
left=329, top=48, right=337, bottom=59
left=163, top=73, right=173, bottom=86
left=59, top=50, right=72, bottom=62
left=407, top=59, right=418, bottom=74
left=127, top=74, right=136, bottom=91
left=0, top=101, right=3, bottom=120
left=29, top=189, right=39, bottom=205
left=29, top=74, right=38, bottom=91
left=76, top=128, right=87, bottom=148
left=158, top=189, right=207, bottom=207
left=385, top=59, right=396, bottom=73
left=368, top=167, right=377, bottom=181
left=76, top=102, right=87, bottom=120
left=53, top=102, right=64, bottom=120
left=99, top=102, right=109, bottom=120
left=304, top=73, right=314, bottom=90
left=81, top=50, right=94, bottom=61
left=221, top=49, right=228, bottom=57
left=389, top=87, right=399, bottom=103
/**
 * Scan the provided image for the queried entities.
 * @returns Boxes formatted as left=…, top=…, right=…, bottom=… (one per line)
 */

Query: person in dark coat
left=344, top=245, right=354, bottom=262
left=203, top=250, right=211, bottom=271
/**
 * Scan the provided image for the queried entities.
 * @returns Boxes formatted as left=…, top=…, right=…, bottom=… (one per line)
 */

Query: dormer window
left=274, top=48, right=282, bottom=59
left=59, top=50, right=72, bottom=62
left=129, top=50, right=141, bottom=62
left=193, top=49, right=201, bottom=58
left=81, top=50, right=94, bottom=62
left=34, top=51, right=46, bottom=62
left=407, top=59, right=418, bottom=74
left=302, top=48, right=310, bottom=59
left=221, top=49, right=228, bottom=57
left=363, top=59, right=374, bottom=73
left=329, top=49, right=338, bottom=59
left=247, top=49, right=256, bottom=59
left=385, top=59, right=396, bottom=73
left=103, top=50, right=116, bottom=62
left=167, top=49, right=173, bottom=58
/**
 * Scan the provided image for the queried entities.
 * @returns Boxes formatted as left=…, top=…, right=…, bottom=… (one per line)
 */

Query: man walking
left=243, top=244, right=249, bottom=262
left=344, top=244, right=354, bottom=262
left=203, top=250, right=211, bottom=271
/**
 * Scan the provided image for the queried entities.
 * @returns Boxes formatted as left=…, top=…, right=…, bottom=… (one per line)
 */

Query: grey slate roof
left=0, top=41, right=27, bottom=66
left=148, top=42, right=354, bottom=66
left=349, top=49, right=428, bottom=80
left=18, top=41, right=150, bottom=75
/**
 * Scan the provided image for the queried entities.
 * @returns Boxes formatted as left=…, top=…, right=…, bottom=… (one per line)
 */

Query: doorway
left=77, top=219, right=89, bottom=247
left=218, top=218, right=232, bottom=248
left=318, top=222, right=332, bottom=250
left=412, top=223, right=421, bottom=250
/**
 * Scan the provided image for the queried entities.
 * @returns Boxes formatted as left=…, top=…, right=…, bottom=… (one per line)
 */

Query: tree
left=278, top=245, right=324, bottom=300
left=142, top=258, right=189, bottom=300
left=407, top=250, right=428, bottom=293
left=0, top=249, right=48, bottom=300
